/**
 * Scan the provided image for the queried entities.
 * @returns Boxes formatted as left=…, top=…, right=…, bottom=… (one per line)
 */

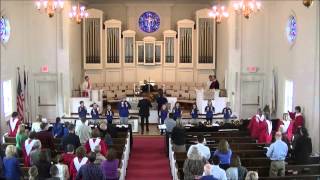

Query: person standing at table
left=117, top=98, right=131, bottom=125
left=78, top=101, right=87, bottom=119
left=81, top=76, right=91, bottom=97
left=205, top=100, right=215, bottom=125
left=90, top=103, right=100, bottom=123
left=266, top=131, right=288, bottom=177
left=138, top=95, right=152, bottom=134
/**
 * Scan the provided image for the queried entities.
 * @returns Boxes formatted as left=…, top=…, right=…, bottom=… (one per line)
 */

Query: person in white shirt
left=56, top=155, right=70, bottom=180
left=75, top=118, right=92, bottom=144
left=187, top=134, right=211, bottom=161
left=210, top=156, right=227, bottom=180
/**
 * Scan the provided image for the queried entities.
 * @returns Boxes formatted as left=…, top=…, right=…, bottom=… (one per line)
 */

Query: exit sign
left=247, top=66, right=257, bottom=73
left=41, top=65, right=49, bottom=73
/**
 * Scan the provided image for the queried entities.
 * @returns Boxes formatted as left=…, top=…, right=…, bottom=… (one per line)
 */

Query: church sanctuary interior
left=0, top=0, right=319, bottom=179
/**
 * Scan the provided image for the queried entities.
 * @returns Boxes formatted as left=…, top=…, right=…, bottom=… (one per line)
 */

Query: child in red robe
left=7, top=112, right=21, bottom=137
left=248, top=109, right=265, bottom=139
left=62, top=144, right=76, bottom=167
left=84, top=129, right=107, bottom=156
left=288, top=106, right=304, bottom=134
left=22, top=132, right=39, bottom=167
left=69, top=146, right=88, bottom=180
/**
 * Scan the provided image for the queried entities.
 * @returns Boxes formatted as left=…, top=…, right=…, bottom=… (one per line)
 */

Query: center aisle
left=126, top=136, right=172, bottom=180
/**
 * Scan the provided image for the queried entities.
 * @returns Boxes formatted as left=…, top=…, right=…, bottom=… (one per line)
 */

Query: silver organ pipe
left=199, top=18, right=213, bottom=64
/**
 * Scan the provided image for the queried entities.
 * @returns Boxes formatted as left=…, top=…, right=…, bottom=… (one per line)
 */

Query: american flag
left=17, top=69, right=24, bottom=122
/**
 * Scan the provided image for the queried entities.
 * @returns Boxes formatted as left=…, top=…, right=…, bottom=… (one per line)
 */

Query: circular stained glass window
left=0, top=16, right=11, bottom=44
left=286, top=15, right=297, bottom=43
left=139, top=11, right=160, bottom=33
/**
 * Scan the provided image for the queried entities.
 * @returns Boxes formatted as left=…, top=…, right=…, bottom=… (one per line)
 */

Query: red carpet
left=126, top=136, right=172, bottom=180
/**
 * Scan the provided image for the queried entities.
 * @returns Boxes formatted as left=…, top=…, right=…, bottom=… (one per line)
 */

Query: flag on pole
left=17, top=68, right=25, bottom=123
left=23, top=67, right=28, bottom=124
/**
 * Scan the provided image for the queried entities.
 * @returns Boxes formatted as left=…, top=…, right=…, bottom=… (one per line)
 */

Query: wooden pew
left=248, top=164, right=320, bottom=177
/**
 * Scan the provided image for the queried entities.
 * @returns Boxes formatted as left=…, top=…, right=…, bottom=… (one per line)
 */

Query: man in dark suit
left=137, top=95, right=152, bottom=134
left=61, top=124, right=81, bottom=152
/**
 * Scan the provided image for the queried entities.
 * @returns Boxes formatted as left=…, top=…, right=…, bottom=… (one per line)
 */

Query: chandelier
left=35, top=0, right=64, bottom=18
left=69, top=3, right=89, bottom=24
left=233, top=0, right=262, bottom=19
left=209, top=2, right=229, bottom=24
left=303, top=0, right=314, bottom=8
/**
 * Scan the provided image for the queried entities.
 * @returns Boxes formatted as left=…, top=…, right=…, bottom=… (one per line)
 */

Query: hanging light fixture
left=209, top=0, right=229, bottom=24
left=35, top=0, right=64, bottom=18
left=233, top=0, right=262, bottom=19
left=69, top=2, right=89, bottom=24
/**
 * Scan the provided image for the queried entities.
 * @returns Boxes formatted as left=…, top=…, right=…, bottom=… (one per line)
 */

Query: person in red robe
left=248, top=109, right=265, bottom=139
left=84, top=129, right=107, bottom=156
left=69, top=146, right=88, bottom=180
left=276, top=118, right=294, bottom=143
left=258, top=118, right=273, bottom=144
left=22, top=132, right=40, bottom=167
left=288, top=106, right=304, bottom=134
left=7, top=112, right=21, bottom=137
left=62, top=144, right=76, bottom=167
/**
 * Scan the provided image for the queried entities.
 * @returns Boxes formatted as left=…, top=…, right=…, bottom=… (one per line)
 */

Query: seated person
left=84, top=129, right=107, bottom=156
left=213, top=140, right=232, bottom=170
left=187, top=134, right=211, bottom=161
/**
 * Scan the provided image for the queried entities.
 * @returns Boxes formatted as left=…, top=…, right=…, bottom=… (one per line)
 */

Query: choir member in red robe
left=277, top=118, right=294, bottom=142
left=69, top=146, right=88, bottom=180
left=22, top=132, right=39, bottom=167
left=62, top=144, right=76, bottom=167
left=247, top=109, right=265, bottom=139
left=84, top=129, right=107, bottom=156
left=288, top=106, right=304, bottom=134
left=258, top=118, right=273, bottom=144
left=7, top=112, right=21, bottom=137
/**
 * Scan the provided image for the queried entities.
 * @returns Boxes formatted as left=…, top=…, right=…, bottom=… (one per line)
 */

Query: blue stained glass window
left=139, top=11, right=160, bottom=33
left=0, top=16, right=11, bottom=44
left=286, top=15, right=297, bottom=43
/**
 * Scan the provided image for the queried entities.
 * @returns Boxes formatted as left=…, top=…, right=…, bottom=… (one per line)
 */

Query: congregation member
left=266, top=131, right=288, bottom=177
left=100, top=148, right=119, bottom=180
left=52, top=117, right=64, bottom=138
left=171, top=121, right=186, bottom=152
left=205, top=100, right=215, bottom=124
left=31, top=115, right=42, bottom=132
left=200, top=164, right=218, bottom=180
left=47, top=165, right=60, bottom=180
left=78, top=101, right=87, bottom=119
left=247, top=108, right=265, bottom=139
left=62, top=124, right=81, bottom=152
left=288, top=106, right=304, bottom=134
left=35, top=123, right=54, bottom=150
left=210, top=156, right=227, bottom=180
left=3, top=145, right=21, bottom=180
left=76, top=118, right=92, bottom=144
left=117, top=97, right=131, bottom=125
left=97, top=122, right=113, bottom=146
left=213, top=139, right=232, bottom=170
left=93, top=145, right=106, bottom=165
left=90, top=103, right=100, bottom=122
left=187, top=134, right=211, bottom=161
left=7, top=112, right=21, bottom=137
left=105, top=104, right=114, bottom=124
left=159, top=104, right=169, bottom=135
left=28, top=166, right=38, bottom=180
left=172, top=102, right=182, bottom=121
left=63, top=122, right=70, bottom=137
left=85, top=129, right=107, bottom=156
left=35, top=151, right=52, bottom=180
left=29, top=141, right=46, bottom=166
left=258, top=116, right=273, bottom=144
left=244, top=171, right=259, bottom=180
left=15, top=124, right=28, bottom=156
left=183, top=146, right=206, bottom=180
left=210, top=75, right=220, bottom=90
left=76, top=152, right=104, bottom=180
left=22, top=132, right=39, bottom=166
left=292, top=127, right=312, bottom=164
left=156, top=89, right=168, bottom=115
left=61, top=145, right=76, bottom=167
left=164, top=113, right=176, bottom=134
left=81, top=76, right=91, bottom=97
left=222, top=103, right=232, bottom=122
left=137, top=95, right=152, bottom=134
left=226, top=155, right=248, bottom=180
left=190, top=103, right=199, bottom=124
left=56, top=155, right=70, bottom=180
left=69, top=146, right=88, bottom=180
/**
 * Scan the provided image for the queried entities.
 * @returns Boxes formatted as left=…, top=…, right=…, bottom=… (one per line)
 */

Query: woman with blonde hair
left=183, top=146, right=206, bottom=180
left=213, top=139, right=232, bottom=170
left=16, top=124, right=28, bottom=156
left=3, top=145, right=21, bottom=180
left=245, top=171, right=258, bottom=180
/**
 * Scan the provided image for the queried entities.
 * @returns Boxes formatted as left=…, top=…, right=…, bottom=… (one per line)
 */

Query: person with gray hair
left=183, top=146, right=206, bottom=180
left=94, top=145, right=106, bottom=165
left=245, top=171, right=258, bottom=180
left=30, top=140, right=50, bottom=166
